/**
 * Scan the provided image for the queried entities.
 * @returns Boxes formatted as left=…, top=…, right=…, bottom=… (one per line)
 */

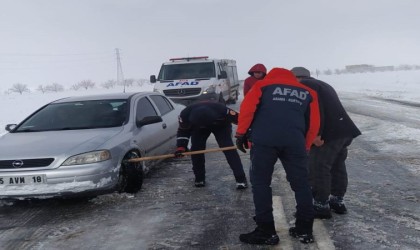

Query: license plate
left=0, top=175, right=46, bottom=185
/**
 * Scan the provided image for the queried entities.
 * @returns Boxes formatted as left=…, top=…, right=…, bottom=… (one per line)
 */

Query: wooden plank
left=127, top=145, right=238, bottom=162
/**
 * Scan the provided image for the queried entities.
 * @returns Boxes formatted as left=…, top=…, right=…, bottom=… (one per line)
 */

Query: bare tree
left=323, top=69, right=332, bottom=75
left=46, top=82, right=64, bottom=92
left=101, top=79, right=116, bottom=89
left=123, top=78, right=135, bottom=88
left=78, top=80, right=95, bottom=90
left=397, top=64, right=413, bottom=71
left=70, top=84, right=81, bottom=91
left=37, top=85, right=48, bottom=94
left=9, top=83, right=30, bottom=95
left=136, top=79, right=149, bottom=87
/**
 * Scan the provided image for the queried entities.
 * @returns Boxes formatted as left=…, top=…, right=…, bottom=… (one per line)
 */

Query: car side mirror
left=218, top=71, right=227, bottom=79
left=5, top=124, right=17, bottom=132
left=136, top=116, right=162, bottom=127
left=150, top=75, right=157, bottom=83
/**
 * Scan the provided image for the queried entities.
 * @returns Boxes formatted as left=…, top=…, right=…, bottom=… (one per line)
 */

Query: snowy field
left=322, top=70, right=420, bottom=101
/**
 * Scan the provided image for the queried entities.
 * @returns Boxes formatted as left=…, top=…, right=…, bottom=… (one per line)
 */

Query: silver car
left=0, top=92, right=184, bottom=199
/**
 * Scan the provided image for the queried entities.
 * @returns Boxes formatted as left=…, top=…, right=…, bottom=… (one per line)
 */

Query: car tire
left=118, top=151, right=144, bottom=194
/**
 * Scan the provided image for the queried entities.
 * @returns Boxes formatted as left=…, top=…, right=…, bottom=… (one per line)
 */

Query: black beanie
left=291, top=67, right=311, bottom=77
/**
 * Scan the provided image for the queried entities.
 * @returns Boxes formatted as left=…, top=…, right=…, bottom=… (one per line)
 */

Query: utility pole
left=116, top=48, right=125, bottom=93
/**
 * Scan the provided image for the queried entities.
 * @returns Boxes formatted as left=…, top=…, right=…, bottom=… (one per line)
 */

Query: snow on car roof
left=51, top=92, right=154, bottom=103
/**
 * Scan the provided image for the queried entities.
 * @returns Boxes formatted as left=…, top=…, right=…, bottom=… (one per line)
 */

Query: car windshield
left=158, top=62, right=215, bottom=80
left=15, top=99, right=129, bottom=132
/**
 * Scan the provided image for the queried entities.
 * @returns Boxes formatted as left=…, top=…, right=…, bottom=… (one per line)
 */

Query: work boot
left=236, top=181, right=248, bottom=190
left=239, top=222, right=279, bottom=245
left=235, top=177, right=248, bottom=190
left=289, top=219, right=314, bottom=244
left=194, top=180, right=205, bottom=187
left=329, top=196, right=348, bottom=214
left=314, top=201, right=332, bottom=219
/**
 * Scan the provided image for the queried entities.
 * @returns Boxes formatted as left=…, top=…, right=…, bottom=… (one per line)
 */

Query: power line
left=116, top=48, right=125, bottom=93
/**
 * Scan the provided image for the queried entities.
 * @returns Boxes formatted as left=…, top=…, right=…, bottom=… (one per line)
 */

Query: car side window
left=136, top=97, right=158, bottom=121
left=150, top=95, right=174, bottom=116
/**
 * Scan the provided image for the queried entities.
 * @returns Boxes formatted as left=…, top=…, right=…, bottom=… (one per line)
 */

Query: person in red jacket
left=235, top=68, right=320, bottom=245
left=243, top=63, right=267, bottom=96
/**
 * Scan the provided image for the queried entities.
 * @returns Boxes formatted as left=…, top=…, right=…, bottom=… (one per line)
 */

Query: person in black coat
left=291, top=67, right=361, bottom=219
left=174, top=100, right=247, bottom=189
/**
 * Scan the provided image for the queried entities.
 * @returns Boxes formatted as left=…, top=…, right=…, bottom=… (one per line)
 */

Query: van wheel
left=117, top=151, right=144, bottom=193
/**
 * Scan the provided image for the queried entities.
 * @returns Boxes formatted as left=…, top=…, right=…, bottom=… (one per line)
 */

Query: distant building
left=345, top=64, right=375, bottom=73
left=374, top=66, right=394, bottom=72
left=345, top=64, right=395, bottom=73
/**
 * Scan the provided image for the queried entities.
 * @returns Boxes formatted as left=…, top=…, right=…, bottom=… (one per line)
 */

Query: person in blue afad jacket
left=291, top=67, right=361, bottom=219
left=235, top=68, right=320, bottom=245
left=174, top=100, right=248, bottom=189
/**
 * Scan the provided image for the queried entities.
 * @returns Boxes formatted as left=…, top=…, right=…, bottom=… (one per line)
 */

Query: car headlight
left=62, top=150, right=111, bottom=166
left=153, top=88, right=162, bottom=93
left=203, top=85, right=216, bottom=94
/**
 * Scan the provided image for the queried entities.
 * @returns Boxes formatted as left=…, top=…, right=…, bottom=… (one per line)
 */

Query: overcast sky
left=1, top=0, right=419, bottom=88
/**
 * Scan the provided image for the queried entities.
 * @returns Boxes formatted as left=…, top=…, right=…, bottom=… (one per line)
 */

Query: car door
left=149, top=95, right=178, bottom=151
left=217, top=61, right=229, bottom=100
left=132, top=96, right=167, bottom=160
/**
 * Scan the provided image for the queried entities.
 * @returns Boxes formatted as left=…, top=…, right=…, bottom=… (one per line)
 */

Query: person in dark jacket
left=174, top=100, right=248, bottom=189
left=243, top=63, right=267, bottom=96
left=291, top=67, right=362, bottom=219
left=236, top=68, right=320, bottom=245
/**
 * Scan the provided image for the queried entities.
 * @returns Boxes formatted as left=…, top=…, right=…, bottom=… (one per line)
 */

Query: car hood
left=0, top=128, right=124, bottom=159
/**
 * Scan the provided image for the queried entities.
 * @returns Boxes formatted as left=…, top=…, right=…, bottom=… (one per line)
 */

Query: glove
left=174, top=146, right=186, bottom=158
left=227, top=109, right=239, bottom=125
left=313, top=135, right=325, bottom=147
left=235, top=133, right=249, bottom=153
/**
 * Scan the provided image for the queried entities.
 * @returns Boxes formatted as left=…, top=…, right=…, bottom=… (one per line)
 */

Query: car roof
left=51, top=92, right=155, bottom=103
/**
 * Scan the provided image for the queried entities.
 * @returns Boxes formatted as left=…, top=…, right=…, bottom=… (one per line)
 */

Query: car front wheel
left=117, top=151, right=144, bottom=193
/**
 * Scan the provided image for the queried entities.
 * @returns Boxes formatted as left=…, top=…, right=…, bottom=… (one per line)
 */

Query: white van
left=150, top=56, right=240, bottom=105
